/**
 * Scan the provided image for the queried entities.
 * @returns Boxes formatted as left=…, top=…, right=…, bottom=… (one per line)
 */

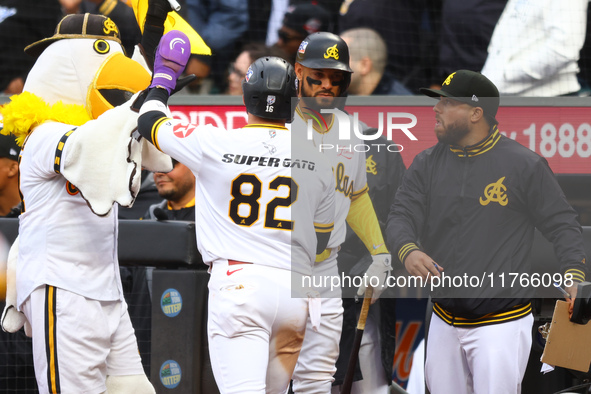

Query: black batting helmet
left=242, top=56, right=298, bottom=122
left=295, top=32, right=352, bottom=92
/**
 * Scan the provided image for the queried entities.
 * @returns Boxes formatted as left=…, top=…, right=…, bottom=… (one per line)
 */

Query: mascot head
left=1, top=13, right=150, bottom=145
left=25, top=13, right=150, bottom=119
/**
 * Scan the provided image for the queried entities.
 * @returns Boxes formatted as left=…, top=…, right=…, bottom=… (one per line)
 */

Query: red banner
left=171, top=105, right=591, bottom=174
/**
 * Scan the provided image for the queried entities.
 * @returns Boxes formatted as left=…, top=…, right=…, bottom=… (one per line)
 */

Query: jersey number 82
left=229, top=174, right=298, bottom=231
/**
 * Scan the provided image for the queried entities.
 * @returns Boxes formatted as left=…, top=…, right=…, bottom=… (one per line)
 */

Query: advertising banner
left=171, top=104, right=591, bottom=174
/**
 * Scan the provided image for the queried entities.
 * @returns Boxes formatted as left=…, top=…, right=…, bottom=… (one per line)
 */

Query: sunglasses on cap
left=278, top=29, right=303, bottom=43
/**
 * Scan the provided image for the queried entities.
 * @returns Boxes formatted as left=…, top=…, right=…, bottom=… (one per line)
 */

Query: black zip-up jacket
left=386, top=126, right=586, bottom=325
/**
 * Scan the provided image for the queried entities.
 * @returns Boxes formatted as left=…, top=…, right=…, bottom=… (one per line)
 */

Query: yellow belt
left=315, top=248, right=333, bottom=263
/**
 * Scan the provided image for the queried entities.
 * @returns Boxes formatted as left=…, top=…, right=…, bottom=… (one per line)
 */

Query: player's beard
left=300, top=79, right=338, bottom=112
left=436, top=117, right=470, bottom=146
left=157, top=179, right=194, bottom=204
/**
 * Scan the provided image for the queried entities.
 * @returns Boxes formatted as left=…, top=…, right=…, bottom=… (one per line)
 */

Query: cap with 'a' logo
left=420, top=70, right=500, bottom=122
left=25, top=13, right=121, bottom=58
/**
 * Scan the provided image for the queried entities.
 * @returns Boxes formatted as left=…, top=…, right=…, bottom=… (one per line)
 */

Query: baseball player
left=137, top=32, right=336, bottom=394
left=288, top=32, right=393, bottom=393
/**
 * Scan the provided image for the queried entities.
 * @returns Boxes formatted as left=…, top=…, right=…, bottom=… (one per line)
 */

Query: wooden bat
left=341, top=287, right=373, bottom=394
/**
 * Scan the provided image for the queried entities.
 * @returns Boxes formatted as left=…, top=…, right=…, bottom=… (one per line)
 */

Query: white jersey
left=17, top=122, right=122, bottom=308
left=290, top=106, right=368, bottom=249
left=152, top=120, right=335, bottom=276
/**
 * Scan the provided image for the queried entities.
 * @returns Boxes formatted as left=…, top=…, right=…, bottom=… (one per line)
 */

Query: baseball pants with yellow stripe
left=22, top=285, right=145, bottom=394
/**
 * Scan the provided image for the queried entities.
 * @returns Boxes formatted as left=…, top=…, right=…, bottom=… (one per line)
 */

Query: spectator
left=435, top=0, right=506, bottom=84
left=481, top=0, right=589, bottom=96
left=339, top=0, right=428, bottom=93
left=273, top=2, right=332, bottom=62
left=227, top=42, right=291, bottom=95
left=246, top=0, right=272, bottom=43
left=577, top=5, right=591, bottom=95
left=387, top=70, right=587, bottom=393
left=0, top=0, right=61, bottom=94
left=265, top=0, right=289, bottom=46
left=184, top=0, right=248, bottom=93
left=341, top=27, right=412, bottom=95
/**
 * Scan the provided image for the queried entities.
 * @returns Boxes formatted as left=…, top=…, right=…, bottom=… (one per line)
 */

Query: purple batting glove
left=149, top=30, right=191, bottom=94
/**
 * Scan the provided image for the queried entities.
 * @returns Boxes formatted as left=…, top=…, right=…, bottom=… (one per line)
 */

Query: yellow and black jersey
left=386, top=125, right=587, bottom=320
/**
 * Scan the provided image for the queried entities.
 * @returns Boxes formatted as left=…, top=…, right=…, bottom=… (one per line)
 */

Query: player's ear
left=294, top=63, right=303, bottom=80
left=7, top=161, right=18, bottom=177
left=471, top=106, right=484, bottom=123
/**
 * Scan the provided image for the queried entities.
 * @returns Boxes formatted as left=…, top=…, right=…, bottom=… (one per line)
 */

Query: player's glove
left=149, top=30, right=191, bottom=94
left=357, top=253, right=392, bottom=302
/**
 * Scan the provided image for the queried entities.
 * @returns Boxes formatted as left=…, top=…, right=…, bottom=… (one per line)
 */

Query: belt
left=315, top=248, right=334, bottom=263
left=433, top=302, right=532, bottom=327
left=228, top=260, right=252, bottom=266
left=210, top=259, right=252, bottom=272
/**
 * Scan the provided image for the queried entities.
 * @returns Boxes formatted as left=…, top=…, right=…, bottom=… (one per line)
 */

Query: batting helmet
left=242, top=56, right=298, bottom=122
left=295, top=32, right=352, bottom=92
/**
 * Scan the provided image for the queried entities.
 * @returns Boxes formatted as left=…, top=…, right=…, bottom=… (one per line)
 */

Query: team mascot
left=0, top=1, right=208, bottom=392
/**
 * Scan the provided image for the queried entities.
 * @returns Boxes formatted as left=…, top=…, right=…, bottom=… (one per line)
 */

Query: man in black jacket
left=387, top=70, right=587, bottom=393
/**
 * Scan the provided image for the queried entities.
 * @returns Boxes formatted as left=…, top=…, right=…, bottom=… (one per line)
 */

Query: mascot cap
left=25, top=13, right=121, bottom=58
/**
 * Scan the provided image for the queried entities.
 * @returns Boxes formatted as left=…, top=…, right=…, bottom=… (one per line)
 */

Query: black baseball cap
left=25, top=13, right=121, bottom=58
left=420, top=70, right=500, bottom=122
left=0, top=133, right=21, bottom=161
left=282, top=3, right=331, bottom=37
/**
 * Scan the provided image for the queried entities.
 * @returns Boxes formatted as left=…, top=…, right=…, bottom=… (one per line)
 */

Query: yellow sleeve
left=346, top=189, right=388, bottom=255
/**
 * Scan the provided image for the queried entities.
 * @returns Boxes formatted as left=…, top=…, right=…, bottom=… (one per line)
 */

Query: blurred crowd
left=2, top=0, right=591, bottom=97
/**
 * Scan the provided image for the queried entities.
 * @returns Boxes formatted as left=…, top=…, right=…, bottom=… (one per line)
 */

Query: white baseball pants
left=425, top=312, right=533, bottom=394
left=291, top=253, right=343, bottom=394
left=22, top=285, right=145, bottom=394
left=208, top=261, right=308, bottom=394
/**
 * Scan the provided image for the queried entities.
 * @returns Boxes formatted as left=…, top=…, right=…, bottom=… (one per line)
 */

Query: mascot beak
left=87, top=52, right=151, bottom=119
